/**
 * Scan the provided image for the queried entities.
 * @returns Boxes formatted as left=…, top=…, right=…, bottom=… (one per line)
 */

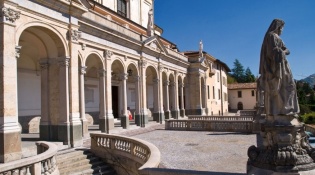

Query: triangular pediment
left=143, top=36, right=167, bottom=54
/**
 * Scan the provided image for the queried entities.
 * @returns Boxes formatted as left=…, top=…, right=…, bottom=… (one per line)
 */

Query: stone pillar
left=68, top=40, right=82, bottom=147
left=0, top=7, right=22, bottom=163
left=120, top=73, right=129, bottom=129
left=39, top=60, right=50, bottom=140
left=79, top=66, right=88, bottom=137
left=158, top=67, right=164, bottom=123
left=58, top=57, right=71, bottom=146
left=163, top=80, right=171, bottom=119
left=171, top=81, right=179, bottom=119
left=98, top=69, right=107, bottom=133
left=179, top=83, right=185, bottom=117
left=104, top=50, right=114, bottom=130
left=152, top=78, right=163, bottom=122
left=139, top=59, right=148, bottom=125
left=202, top=84, right=207, bottom=115
left=134, top=76, right=141, bottom=126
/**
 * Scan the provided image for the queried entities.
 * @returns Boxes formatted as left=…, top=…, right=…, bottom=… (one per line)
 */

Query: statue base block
left=247, top=114, right=315, bottom=174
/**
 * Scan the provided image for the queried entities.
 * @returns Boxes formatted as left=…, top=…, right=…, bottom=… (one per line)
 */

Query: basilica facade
left=0, top=0, right=229, bottom=163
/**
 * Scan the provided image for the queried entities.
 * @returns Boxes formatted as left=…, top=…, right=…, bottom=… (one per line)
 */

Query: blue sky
left=154, top=0, right=315, bottom=80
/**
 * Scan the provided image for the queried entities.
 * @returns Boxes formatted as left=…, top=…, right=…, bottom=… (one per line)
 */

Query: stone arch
left=146, top=65, right=158, bottom=120
left=16, top=21, right=68, bottom=56
left=17, top=24, right=67, bottom=140
left=111, top=59, right=125, bottom=119
left=126, top=62, right=139, bottom=119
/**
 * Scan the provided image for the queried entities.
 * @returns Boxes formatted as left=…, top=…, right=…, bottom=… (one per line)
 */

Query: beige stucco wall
left=228, top=89, right=256, bottom=110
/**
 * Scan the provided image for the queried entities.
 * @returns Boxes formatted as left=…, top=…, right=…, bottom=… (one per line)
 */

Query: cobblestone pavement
left=83, top=123, right=257, bottom=174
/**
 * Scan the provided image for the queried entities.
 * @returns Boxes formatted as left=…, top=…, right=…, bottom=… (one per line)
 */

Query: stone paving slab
left=134, top=130, right=257, bottom=174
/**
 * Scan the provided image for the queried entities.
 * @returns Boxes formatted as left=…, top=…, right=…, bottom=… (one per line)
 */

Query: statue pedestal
left=247, top=115, right=315, bottom=174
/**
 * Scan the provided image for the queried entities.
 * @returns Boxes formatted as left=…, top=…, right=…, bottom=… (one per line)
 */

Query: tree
left=227, top=74, right=237, bottom=84
left=244, top=67, right=256, bottom=83
left=231, top=59, right=245, bottom=83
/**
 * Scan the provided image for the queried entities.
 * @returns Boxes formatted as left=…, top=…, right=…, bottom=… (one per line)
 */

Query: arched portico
left=146, top=66, right=161, bottom=122
left=126, top=63, right=140, bottom=125
left=17, top=25, right=78, bottom=146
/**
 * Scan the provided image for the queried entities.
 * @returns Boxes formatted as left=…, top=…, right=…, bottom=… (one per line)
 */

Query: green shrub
left=301, top=112, right=315, bottom=124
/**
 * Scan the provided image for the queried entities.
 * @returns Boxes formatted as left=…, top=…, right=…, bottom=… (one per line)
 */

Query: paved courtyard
left=134, top=130, right=257, bottom=174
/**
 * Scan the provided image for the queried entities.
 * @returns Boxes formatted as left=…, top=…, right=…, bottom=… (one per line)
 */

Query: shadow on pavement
left=141, top=168, right=245, bottom=175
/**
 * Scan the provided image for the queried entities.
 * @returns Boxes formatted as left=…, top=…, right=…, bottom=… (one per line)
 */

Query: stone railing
left=0, top=141, right=59, bottom=175
left=237, top=110, right=256, bottom=116
left=165, top=48, right=188, bottom=62
left=165, top=120, right=253, bottom=133
left=90, top=133, right=160, bottom=175
left=188, top=115, right=253, bottom=121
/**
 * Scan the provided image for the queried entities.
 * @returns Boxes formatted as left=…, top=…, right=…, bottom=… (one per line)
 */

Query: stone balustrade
left=238, top=110, right=256, bottom=116
left=90, top=133, right=160, bottom=175
left=0, top=142, right=59, bottom=175
left=188, top=115, right=253, bottom=121
left=165, top=120, right=253, bottom=133
left=165, top=47, right=188, bottom=62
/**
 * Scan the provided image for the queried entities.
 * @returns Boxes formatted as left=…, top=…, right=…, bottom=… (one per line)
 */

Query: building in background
left=228, top=83, right=257, bottom=111
left=0, top=0, right=230, bottom=162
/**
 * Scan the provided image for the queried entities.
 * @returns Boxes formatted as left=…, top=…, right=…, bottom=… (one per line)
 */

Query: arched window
left=117, top=0, right=127, bottom=17
left=237, top=102, right=243, bottom=110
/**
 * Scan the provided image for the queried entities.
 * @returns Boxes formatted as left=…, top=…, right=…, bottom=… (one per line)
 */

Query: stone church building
left=0, top=0, right=229, bottom=163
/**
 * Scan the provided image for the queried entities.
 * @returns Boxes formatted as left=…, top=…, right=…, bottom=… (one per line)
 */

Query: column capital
left=15, top=46, right=21, bottom=59
left=119, top=73, right=128, bottom=80
left=133, top=75, right=141, bottom=82
left=179, top=83, right=184, bottom=88
left=58, top=57, right=70, bottom=67
left=139, top=59, right=147, bottom=68
left=169, top=82, right=176, bottom=87
left=1, top=7, right=21, bottom=23
left=104, top=50, right=113, bottom=59
left=39, top=60, right=49, bottom=70
left=98, top=69, right=106, bottom=77
left=163, top=80, right=169, bottom=86
left=153, top=78, right=159, bottom=84
left=80, top=66, right=87, bottom=75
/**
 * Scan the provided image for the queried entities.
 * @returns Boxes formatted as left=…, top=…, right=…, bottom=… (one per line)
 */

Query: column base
left=164, top=110, right=171, bottom=119
left=99, top=118, right=115, bottom=133
left=180, top=109, right=185, bottom=118
left=70, top=123, right=83, bottom=147
left=120, top=115, right=129, bottom=129
left=135, top=114, right=141, bottom=126
left=0, top=131, right=22, bottom=163
left=186, top=108, right=203, bottom=115
left=135, top=114, right=148, bottom=126
left=171, top=110, right=180, bottom=119
left=81, top=119, right=89, bottom=138
left=153, top=112, right=164, bottom=122
left=40, top=123, right=51, bottom=141
left=57, top=124, right=71, bottom=146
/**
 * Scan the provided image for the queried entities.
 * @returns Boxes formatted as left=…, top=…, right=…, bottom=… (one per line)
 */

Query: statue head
left=266, top=19, right=285, bottom=36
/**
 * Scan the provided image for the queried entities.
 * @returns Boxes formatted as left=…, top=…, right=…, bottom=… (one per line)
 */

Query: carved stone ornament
left=70, top=29, right=81, bottom=41
left=2, top=7, right=21, bottom=23
left=104, top=50, right=113, bottom=58
left=139, top=60, right=147, bottom=68
left=15, top=46, right=22, bottom=59
left=39, top=62, right=49, bottom=70
left=80, top=66, right=87, bottom=74
left=119, top=73, right=128, bottom=80
left=58, top=57, right=70, bottom=67
left=81, top=43, right=86, bottom=50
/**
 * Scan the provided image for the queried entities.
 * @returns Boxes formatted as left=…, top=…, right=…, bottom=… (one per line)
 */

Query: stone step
left=56, top=148, right=116, bottom=175
left=70, top=164, right=116, bottom=175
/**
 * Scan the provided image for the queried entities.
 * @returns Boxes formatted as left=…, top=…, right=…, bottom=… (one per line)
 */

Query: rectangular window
left=252, top=90, right=255, bottom=96
left=117, top=0, right=127, bottom=17
left=238, top=91, right=242, bottom=98
left=218, top=89, right=221, bottom=100
left=207, top=85, right=210, bottom=99
left=213, top=86, right=215, bottom=99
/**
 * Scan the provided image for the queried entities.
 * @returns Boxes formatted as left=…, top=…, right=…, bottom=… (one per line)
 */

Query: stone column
left=163, top=81, right=171, bottom=119
left=171, top=81, right=179, bottom=119
left=179, top=83, right=185, bottom=117
left=0, top=7, right=22, bottom=163
left=120, top=73, right=129, bottom=129
left=203, top=84, right=208, bottom=115
left=39, top=59, right=50, bottom=140
left=98, top=69, right=107, bottom=133
left=152, top=78, right=162, bottom=122
left=139, top=59, right=148, bottom=125
left=104, top=50, right=114, bottom=130
left=134, top=76, right=141, bottom=126
left=79, top=66, right=88, bottom=137
left=58, top=57, right=70, bottom=146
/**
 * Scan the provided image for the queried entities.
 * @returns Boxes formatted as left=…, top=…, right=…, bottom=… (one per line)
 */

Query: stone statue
left=247, top=19, right=315, bottom=174
left=199, top=40, right=203, bottom=57
left=147, top=8, right=154, bottom=37
left=259, top=19, right=299, bottom=117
